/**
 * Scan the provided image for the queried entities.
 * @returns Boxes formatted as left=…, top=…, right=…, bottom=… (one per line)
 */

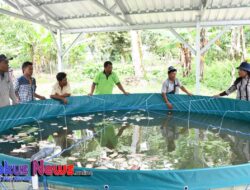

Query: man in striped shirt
left=14, top=61, right=46, bottom=103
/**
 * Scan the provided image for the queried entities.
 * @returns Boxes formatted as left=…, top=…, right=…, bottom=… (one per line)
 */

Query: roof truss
left=1, top=0, right=250, bottom=33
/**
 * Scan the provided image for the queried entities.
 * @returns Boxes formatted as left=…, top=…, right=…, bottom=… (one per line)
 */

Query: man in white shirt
left=161, top=66, right=192, bottom=109
left=50, top=72, right=71, bottom=104
left=0, top=54, right=17, bottom=108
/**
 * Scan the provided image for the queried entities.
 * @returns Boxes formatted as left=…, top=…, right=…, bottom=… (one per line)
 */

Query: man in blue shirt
left=14, top=61, right=45, bottom=103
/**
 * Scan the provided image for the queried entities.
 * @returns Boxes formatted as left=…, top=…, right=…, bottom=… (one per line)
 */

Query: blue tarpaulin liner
left=0, top=94, right=250, bottom=189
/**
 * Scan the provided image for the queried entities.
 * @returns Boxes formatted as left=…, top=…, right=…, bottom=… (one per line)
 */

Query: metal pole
left=168, top=28, right=196, bottom=55
left=194, top=18, right=201, bottom=163
left=57, top=29, right=63, bottom=72
left=195, top=19, right=201, bottom=95
left=62, top=32, right=84, bottom=57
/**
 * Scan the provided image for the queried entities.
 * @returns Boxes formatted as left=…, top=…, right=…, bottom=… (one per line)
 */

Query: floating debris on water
left=1, top=110, right=249, bottom=171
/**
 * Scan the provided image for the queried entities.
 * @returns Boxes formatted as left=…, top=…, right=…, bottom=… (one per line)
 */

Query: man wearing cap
left=214, top=62, right=250, bottom=101
left=161, top=66, right=193, bottom=109
left=0, top=54, right=17, bottom=108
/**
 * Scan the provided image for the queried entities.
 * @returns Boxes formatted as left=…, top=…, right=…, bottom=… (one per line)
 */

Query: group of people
left=0, top=56, right=128, bottom=108
left=162, top=61, right=250, bottom=107
left=161, top=61, right=250, bottom=108
left=0, top=54, right=71, bottom=107
left=0, top=53, right=250, bottom=109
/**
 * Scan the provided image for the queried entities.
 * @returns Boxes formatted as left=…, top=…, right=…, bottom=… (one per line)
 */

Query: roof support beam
left=57, top=8, right=199, bottom=21
left=62, top=22, right=197, bottom=34
left=115, top=0, right=132, bottom=24
left=200, top=0, right=208, bottom=18
left=55, top=5, right=250, bottom=22
left=168, top=28, right=196, bottom=55
left=62, top=32, right=84, bottom=57
left=62, top=19, right=250, bottom=34
left=25, top=0, right=63, bottom=28
left=0, top=8, right=59, bottom=29
left=200, top=26, right=230, bottom=54
left=3, top=0, right=32, bottom=17
left=89, top=0, right=129, bottom=25
left=13, top=0, right=27, bottom=16
left=37, top=0, right=87, bottom=6
left=2, top=0, right=18, bottom=9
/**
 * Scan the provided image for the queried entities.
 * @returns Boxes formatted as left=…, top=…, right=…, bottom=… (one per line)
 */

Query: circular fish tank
left=0, top=94, right=250, bottom=190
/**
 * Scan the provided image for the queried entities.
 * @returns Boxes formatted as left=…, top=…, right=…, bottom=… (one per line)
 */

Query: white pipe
left=57, top=30, right=63, bottom=72
left=195, top=19, right=201, bottom=95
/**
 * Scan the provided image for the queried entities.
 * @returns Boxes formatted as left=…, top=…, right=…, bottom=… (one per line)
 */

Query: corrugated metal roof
left=2, top=0, right=250, bottom=33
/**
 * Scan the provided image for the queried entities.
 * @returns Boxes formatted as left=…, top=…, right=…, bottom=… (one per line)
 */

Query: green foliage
left=86, top=32, right=131, bottom=62
left=0, top=14, right=57, bottom=71
left=142, top=30, right=180, bottom=59
left=68, top=44, right=87, bottom=66
left=0, top=13, right=247, bottom=94
left=203, top=60, right=236, bottom=90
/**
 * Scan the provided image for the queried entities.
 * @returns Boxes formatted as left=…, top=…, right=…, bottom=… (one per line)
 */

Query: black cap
left=236, top=61, right=250, bottom=72
left=0, top=54, right=13, bottom=63
left=168, top=66, right=177, bottom=74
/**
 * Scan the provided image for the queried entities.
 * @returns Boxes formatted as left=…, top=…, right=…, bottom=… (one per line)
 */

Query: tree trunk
left=200, top=28, right=207, bottom=80
left=229, top=61, right=236, bottom=85
left=29, top=44, right=36, bottom=73
left=180, top=44, right=192, bottom=77
left=130, top=30, right=145, bottom=78
left=230, top=27, right=243, bottom=60
left=240, top=26, right=247, bottom=61
left=230, top=26, right=247, bottom=61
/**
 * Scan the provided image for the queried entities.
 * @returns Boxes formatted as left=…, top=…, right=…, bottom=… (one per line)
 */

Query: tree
left=230, top=26, right=246, bottom=61
left=86, top=32, right=131, bottom=63
left=180, top=44, right=192, bottom=77
left=0, top=14, right=57, bottom=73
left=130, top=31, right=145, bottom=78
left=200, top=28, right=207, bottom=80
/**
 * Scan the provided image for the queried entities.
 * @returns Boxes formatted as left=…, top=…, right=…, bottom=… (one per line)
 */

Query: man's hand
left=166, top=102, right=173, bottom=109
left=40, top=96, right=46, bottom=100
left=187, top=92, right=193, bottom=96
left=88, top=93, right=93, bottom=96
left=62, top=98, right=68, bottom=104
left=213, top=94, right=220, bottom=98
left=124, top=91, right=130, bottom=95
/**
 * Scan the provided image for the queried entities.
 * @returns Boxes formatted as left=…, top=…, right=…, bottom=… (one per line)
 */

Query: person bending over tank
left=50, top=72, right=71, bottom=104
left=161, top=66, right=192, bottom=109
